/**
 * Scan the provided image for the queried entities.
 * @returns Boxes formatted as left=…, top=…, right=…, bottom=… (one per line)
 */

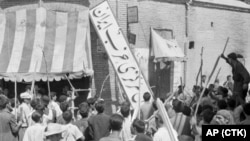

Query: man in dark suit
left=88, top=99, right=110, bottom=141
left=0, top=95, right=22, bottom=141
left=221, top=52, right=250, bottom=106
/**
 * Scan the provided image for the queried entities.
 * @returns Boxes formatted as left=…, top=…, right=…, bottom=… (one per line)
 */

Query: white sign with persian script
left=89, top=1, right=153, bottom=108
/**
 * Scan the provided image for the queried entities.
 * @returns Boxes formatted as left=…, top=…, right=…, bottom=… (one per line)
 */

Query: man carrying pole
left=221, top=52, right=250, bottom=106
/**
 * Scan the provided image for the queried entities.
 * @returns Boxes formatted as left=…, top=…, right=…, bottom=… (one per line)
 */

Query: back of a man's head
left=50, top=92, right=57, bottom=100
left=79, top=102, right=89, bottom=118
left=132, top=119, right=145, bottom=133
left=120, top=102, right=130, bottom=118
left=60, top=101, right=69, bottom=112
left=110, top=114, right=124, bottom=131
left=87, top=97, right=96, bottom=107
left=59, top=95, right=67, bottom=103
left=202, top=109, right=215, bottom=124
left=95, top=100, right=105, bottom=114
left=32, top=111, right=42, bottom=123
left=63, top=110, right=73, bottom=123
left=35, top=102, right=45, bottom=115
left=31, top=98, right=40, bottom=109
left=143, top=92, right=151, bottom=102
left=42, top=95, right=50, bottom=106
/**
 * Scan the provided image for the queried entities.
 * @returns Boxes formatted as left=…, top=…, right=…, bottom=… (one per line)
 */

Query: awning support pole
left=14, top=77, right=17, bottom=121
left=65, top=75, right=76, bottom=120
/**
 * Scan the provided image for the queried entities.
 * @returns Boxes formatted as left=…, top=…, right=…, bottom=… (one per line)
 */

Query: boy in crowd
left=23, top=111, right=46, bottom=141
left=73, top=102, right=89, bottom=133
left=49, top=92, right=62, bottom=118
left=19, top=92, right=32, bottom=141
left=62, top=110, right=85, bottom=141
left=57, top=101, right=69, bottom=124
left=131, top=119, right=152, bottom=141
left=140, top=92, right=154, bottom=120
left=120, top=101, right=132, bottom=141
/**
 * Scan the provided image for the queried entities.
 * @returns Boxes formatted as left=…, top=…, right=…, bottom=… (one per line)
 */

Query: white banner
left=89, top=1, right=153, bottom=108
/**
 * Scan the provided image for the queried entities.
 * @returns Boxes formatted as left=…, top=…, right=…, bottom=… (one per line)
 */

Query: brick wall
left=90, top=0, right=130, bottom=114
left=128, top=0, right=250, bottom=91
left=188, top=5, right=250, bottom=89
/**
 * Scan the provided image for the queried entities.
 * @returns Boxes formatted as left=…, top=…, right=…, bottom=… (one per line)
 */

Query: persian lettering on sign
left=89, top=1, right=153, bottom=108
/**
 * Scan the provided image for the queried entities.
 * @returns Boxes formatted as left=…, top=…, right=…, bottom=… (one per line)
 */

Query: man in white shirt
left=62, top=110, right=85, bottom=141
left=23, top=111, right=46, bottom=141
left=48, top=92, right=62, bottom=118
left=19, top=92, right=32, bottom=141
left=153, top=112, right=178, bottom=141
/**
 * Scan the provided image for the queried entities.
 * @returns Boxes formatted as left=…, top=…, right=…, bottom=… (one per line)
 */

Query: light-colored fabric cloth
left=100, top=133, right=122, bottom=141
left=48, top=101, right=62, bottom=118
left=23, top=123, right=46, bottom=141
left=73, top=118, right=88, bottom=134
left=19, top=103, right=32, bottom=127
left=233, top=105, right=243, bottom=124
left=211, top=110, right=235, bottom=125
left=61, top=123, right=84, bottom=141
left=43, top=109, right=54, bottom=126
left=27, top=110, right=35, bottom=126
left=20, top=92, right=32, bottom=99
left=153, top=126, right=178, bottom=141
left=120, top=116, right=132, bottom=141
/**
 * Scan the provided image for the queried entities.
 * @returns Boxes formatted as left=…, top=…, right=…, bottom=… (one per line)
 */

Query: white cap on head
left=44, top=123, right=65, bottom=137
left=20, top=92, right=32, bottom=99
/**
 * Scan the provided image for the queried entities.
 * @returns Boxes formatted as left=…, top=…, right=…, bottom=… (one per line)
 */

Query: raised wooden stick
left=156, top=98, right=178, bottom=141
left=65, top=75, right=76, bottom=120
left=214, top=67, right=221, bottom=83
left=194, top=38, right=229, bottom=117
left=195, top=47, right=204, bottom=86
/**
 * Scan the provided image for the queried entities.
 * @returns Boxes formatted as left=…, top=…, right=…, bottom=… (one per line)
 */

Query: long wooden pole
left=195, top=47, right=204, bottom=86
left=194, top=38, right=229, bottom=117
left=14, top=77, right=17, bottom=120
left=65, top=75, right=76, bottom=119
left=138, top=58, right=141, bottom=120
left=30, top=61, right=38, bottom=99
left=200, top=47, right=204, bottom=87
left=214, top=67, right=221, bottom=83
left=156, top=98, right=178, bottom=141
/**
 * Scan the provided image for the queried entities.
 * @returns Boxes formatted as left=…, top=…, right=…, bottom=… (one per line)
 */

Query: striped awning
left=0, top=7, right=93, bottom=82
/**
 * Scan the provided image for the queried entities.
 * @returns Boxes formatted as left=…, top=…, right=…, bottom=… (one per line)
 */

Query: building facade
left=1, top=0, right=250, bottom=114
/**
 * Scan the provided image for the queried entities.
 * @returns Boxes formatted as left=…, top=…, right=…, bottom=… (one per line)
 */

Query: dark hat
left=227, top=52, right=237, bottom=60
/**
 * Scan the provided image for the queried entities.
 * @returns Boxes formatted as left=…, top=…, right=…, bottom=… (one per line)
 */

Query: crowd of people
left=0, top=52, right=250, bottom=141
